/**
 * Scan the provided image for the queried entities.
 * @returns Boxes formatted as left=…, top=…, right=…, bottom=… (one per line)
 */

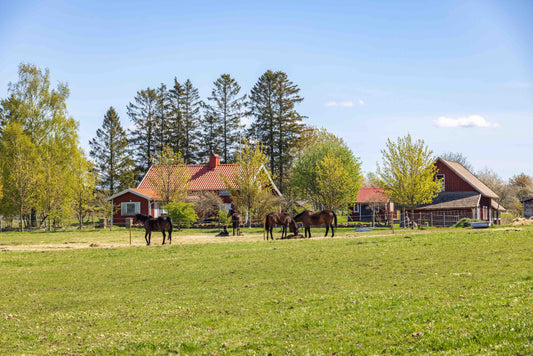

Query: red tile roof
left=137, top=163, right=240, bottom=192
left=356, top=188, right=389, bottom=203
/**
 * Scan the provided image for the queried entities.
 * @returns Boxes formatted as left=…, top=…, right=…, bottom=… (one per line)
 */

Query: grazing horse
left=263, top=212, right=300, bottom=240
left=133, top=214, right=173, bottom=246
left=227, top=209, right=242, bottom=236
left=293, top=210, right=337, bottom=238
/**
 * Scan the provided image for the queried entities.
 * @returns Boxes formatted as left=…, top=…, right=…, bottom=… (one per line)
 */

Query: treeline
left=0, top=64, right=97, bottom=230
left=90, top=70, right=306, bottom=195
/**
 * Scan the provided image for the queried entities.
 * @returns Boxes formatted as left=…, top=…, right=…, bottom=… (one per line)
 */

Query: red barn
left=410, top=158, right=505, bottom=227
left=349, top=188, right=396, bottom=224
left=108, top=154, right=280, bottom=225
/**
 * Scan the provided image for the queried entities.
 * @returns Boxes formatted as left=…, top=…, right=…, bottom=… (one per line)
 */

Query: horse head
left=289, top=218, right=299, bottom=235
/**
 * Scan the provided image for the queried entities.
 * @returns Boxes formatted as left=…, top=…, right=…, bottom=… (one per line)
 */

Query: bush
left=453, top=218, right=483, bottom=228
left=164, top=201, right=198, bottom=229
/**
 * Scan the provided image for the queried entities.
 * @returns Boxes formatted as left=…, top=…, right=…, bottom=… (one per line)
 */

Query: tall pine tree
left=180, top=79, right=202, bottom=164
left=202, top=74, right=245, bottom=163
left=248, top=70, right=305, bottom=193
left=168, top=78, right=185, bottom=156
left=127, top=88, right=159, bottom=176
left=89, top=107, right=134, bottom=195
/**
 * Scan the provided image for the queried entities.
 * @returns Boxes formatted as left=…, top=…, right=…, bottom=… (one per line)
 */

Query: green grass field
left=0, top=227, right=532, bottom=355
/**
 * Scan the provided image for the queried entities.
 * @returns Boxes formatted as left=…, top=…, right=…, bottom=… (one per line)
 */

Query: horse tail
left=263, top=215, right=267, bottom=240
left=167, top=216, right=173, bottom=231
left=333, top=211, right=338, bottom=229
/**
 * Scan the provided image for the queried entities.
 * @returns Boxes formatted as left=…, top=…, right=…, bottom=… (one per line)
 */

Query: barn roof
left=138, top=163, right=240, bottom=191
left=416, top=191, right=481, bottom=210
left=437, top=158, right=499, bottom=199
left=356, top=188, right=389, bottom=203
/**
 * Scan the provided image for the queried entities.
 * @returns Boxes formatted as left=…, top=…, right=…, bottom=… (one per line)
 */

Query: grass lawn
left=0, top=226, right=532, bottom=354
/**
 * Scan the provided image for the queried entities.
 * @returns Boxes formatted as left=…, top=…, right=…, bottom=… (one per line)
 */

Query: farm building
left=408, top=158, right=505, bottom=227
left=521, top=197, right=533, bottom=219
left=348, top=188, right=396, bottom=224
left=107, top=154, right=281, bottom=226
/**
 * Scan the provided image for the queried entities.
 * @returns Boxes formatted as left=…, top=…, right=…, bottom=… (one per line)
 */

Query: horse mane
left=293, top=210, right=308, bottom=220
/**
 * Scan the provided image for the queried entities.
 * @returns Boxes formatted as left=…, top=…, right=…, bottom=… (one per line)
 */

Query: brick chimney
left=209, top=154, right=220, bottom=169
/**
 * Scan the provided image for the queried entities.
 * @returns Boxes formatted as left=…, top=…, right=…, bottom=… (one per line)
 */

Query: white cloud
left=434, top=115, right=499, bottom=128
left=325, top=99, right=365, bottom=108
left=325, top=101, right=354, bottom=107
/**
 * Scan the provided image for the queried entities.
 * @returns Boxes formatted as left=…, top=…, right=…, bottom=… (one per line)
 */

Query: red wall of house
left=112, top=192, right=151, bottom=225
left=435, top=161, right=476, bottom=192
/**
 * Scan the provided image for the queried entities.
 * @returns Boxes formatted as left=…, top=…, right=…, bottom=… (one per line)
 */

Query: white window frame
left=121, top=202, right=140, bottom=216
left=353, top=204, right=360, bottom=213
left=436, top=174, right=445, bottom=191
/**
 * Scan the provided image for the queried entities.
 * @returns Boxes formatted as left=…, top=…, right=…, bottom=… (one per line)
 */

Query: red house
left=349, top=188, right=396, bottom=224
left=410, top=158, right=505, bottom=227
left=108, top=154, right=280, bottom=225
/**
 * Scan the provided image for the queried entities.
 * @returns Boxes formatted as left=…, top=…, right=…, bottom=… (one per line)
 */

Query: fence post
left=430, top=212, right=433, bottom=227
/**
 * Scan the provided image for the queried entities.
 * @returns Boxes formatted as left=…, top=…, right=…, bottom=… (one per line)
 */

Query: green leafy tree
left=89, top=106, right=134, bottom=195
left=0, top=123, right=40, bottom=231
left=72, top=152, right=97, bottom=229
left=149, top=146, right=189, bottom=205
left=377, top=134, right=442, bottom=224
left=223, top=140, right=272, bottom=227
left=202, top=74, right=245, bottom=163
left=127, top=87, right=159, bottom=176
left=315, top=152, right=361, bottom=211
left=164, top=201, right=198, bottom=229
left=289, top=128, right=362, bottom=210
left=1, top=63, right=85, bottom=229
left=248, top=70, right=305, bottom=192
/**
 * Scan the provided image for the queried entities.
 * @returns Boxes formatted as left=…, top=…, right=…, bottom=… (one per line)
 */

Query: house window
left=220, top=190, right=230, bottom=196
left=353, top=204, right=360, bottom=213
left=225, top=203, right=232, bottom=211
left=121, top=202, right=140, bottom=216
left=436, top=174, right=445, bottom=191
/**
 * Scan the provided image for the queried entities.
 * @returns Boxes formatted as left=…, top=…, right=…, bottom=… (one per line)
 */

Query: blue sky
left=1, top=0, right=532, bottom=179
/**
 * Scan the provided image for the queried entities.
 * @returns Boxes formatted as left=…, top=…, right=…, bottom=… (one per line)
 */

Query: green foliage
left=1, top=63, right=94, bottom=230
left=0, top=123, right=40, bottom=229
left=223, top=140, right=273, bottom=226
left=377, top=133, right=442, bottom=212
left=164, top=201, right=198, bottom=228
left=218, top=208, right=231, bottom=227
left=289, top=128, right=362, bottom=210
left=150, top=146, right=189, bottom=205
left=453, top=217, right=483, bottom=228
left=89, top=106, right=134, bottom=195
left=127, top=87, right=159, bottom=175
left=248, top=70, right=305, bottom=192
left=202, top=74, right=245, bottom=163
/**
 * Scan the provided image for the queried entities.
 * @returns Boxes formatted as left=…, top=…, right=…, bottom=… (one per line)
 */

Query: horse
left=227, top=209, right=242, bottom=236
left=133, top=214, right=173, bottom=246
left=263, top=212, right=300, bottom=240
left=293, top=210, right=337, bottom=238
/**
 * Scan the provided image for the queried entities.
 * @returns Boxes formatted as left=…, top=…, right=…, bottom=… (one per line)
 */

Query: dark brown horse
left=263, top=212, right=300, bottom=240
left=227, top=209, right=242, bottom=236
left=133, top=214, right=173, bottom=246
left=293, top=210, right=337, bottom=238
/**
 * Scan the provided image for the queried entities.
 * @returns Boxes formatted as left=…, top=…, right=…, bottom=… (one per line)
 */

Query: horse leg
left=307, top=226, right=311, bottom=238
left=162, top=231, right=166, bottom=245
left=331, top=223, right=334, bottom=238
left=168, top=229, right=172, bottom=245
left=144, top=231, right=149, bottom=245
left=325, top=224, right=329, bottom=237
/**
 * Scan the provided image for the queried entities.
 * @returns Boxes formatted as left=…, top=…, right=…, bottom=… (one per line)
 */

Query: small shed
left=349, top=188, right=395, bottom=223
left=522, top=197, right=533, bottom=219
